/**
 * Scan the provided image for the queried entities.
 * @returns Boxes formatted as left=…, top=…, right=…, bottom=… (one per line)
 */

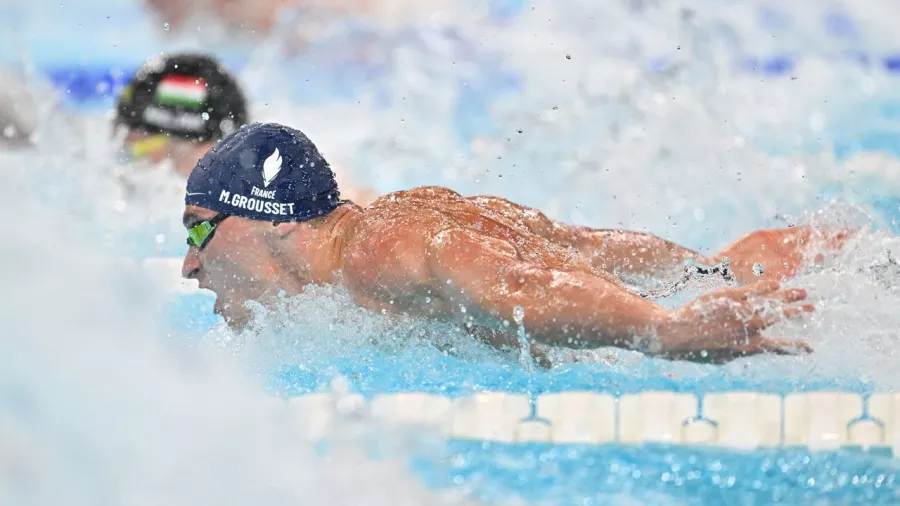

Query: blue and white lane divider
left=274, top=390, right=900, bottom=453
left=140, top=256, right=900, bottom=454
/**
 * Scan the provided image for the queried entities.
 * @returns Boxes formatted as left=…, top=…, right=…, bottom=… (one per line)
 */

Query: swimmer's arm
left=426, top=229, right=674, bottom=352
left=549, top=224, right=713, bottom=278
left=471, top=196, right=710, bottom=277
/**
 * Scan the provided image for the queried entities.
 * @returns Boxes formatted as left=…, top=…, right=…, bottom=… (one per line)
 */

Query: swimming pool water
left=160, top=285, right=899, bottom=504
left=414, top=442, right=899, bottom=505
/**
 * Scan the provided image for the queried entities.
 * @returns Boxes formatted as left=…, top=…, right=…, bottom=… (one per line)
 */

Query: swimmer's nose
left=182, top=246, right=202, bottom=280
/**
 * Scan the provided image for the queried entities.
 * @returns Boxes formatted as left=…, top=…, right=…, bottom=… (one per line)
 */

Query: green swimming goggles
left=186, top=214, right=230, bottom=249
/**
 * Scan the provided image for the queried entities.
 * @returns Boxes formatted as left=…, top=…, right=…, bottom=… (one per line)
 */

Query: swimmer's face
left=118, top=128, right=213, bottom=179
left=121, top=129, right=170, bottom=165
left=181, top=205, right=283, bottom=328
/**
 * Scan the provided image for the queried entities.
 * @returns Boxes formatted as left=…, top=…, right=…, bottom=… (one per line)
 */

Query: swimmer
left=180, top=122, right=833, bottom=363
left=114, top=52, right=249, bottom=178
left=114, top=52, right=375, bottom=203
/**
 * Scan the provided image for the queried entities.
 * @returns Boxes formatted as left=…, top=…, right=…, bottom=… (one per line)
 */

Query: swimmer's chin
left=213, top=298, right=252, bottom=329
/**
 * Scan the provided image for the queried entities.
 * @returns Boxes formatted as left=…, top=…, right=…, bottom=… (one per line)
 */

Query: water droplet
left=163, top=22, right=170, bottom=31
left=565, top=54, right=571, bottom=60
left=752, top=263, right=765, bottom=276
left=201, top=112, right=210, bottom=121
left=513, top=306, right=525, bottom=325
left=700, top=349, right=708, bottom=358
left=516, top=129, right=523, bottom=134
left=458, top=305, right=467, bottom=314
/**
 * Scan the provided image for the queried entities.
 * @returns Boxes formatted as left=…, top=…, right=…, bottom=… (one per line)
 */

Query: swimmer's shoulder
left=369, top=185, right=464, bottom=207
left=346, top=193, right=444, bottom=257
left=469, top=194, right=555, bottom=238
left=342, top=207, right=439, bottom=290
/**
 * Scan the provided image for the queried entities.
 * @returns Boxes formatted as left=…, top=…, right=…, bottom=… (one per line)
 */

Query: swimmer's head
left=180, top=122, right=347, bottom=327
left=114, top=52, right=248, bottom=177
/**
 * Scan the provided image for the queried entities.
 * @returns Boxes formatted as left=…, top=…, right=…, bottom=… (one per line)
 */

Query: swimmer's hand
left=714, top=226, right=853, bottom=284
left=655, top=280, right=813, bottom=360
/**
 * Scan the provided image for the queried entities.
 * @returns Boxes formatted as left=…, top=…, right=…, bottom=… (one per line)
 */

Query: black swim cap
left=115, top=53, right=248, bottom=142
left=185, top=122, right=344, bottom=222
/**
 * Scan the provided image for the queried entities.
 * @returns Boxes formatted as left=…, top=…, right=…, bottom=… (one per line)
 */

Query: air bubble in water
left=752, top=263, right=765, bottom=276
left=163, top=22, right=170, bottom=31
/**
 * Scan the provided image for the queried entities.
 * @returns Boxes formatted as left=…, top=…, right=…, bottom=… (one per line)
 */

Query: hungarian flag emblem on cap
left=155, top=75, right=208, bottom=109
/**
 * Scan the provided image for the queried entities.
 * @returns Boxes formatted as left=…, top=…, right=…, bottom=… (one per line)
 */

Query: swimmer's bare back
left=340, top=186, right=612, bottom=340
left=338, top=186, right=813, bottom=360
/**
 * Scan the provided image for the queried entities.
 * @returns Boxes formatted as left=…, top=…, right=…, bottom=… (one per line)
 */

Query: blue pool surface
left=414, top=442, right=900, bottom=505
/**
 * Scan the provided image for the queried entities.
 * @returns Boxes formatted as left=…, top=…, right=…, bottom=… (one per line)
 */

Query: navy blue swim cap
left=185, top=122, right=343, bottom=222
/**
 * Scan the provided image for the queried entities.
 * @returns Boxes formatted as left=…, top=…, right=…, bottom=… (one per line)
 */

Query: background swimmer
left=114, top=52, right=249, bottom=178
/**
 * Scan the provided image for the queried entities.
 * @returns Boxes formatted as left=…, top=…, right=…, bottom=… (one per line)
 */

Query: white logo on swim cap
left=261, top=148, right=282, bottom=188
